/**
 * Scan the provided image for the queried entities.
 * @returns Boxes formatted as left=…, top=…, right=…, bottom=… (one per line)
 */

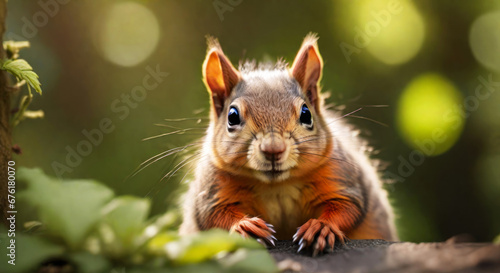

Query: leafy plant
left=0, top=168, right=277, bottom=273
left=1, top=41, right=43, bottom=126
left=0, top=58, right=42, bottom=95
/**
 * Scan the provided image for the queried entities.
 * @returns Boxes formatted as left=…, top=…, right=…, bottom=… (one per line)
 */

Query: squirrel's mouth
left=258, top=168, right=290, bottom=182
left=251, top=160, right=295, bottom=182
left=262, top=169, right=284, bottom=178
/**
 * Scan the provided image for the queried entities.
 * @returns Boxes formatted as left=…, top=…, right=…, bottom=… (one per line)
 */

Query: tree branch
left=0, top=0, right=11, bottom=227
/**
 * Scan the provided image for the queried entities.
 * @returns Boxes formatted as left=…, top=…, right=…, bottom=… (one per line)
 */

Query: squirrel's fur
left=180, top=34, right=397, bottom=254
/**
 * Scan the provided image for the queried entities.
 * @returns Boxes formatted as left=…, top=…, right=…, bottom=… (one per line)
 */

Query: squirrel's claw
left=231, top=217, right=277, bottom=248
left=256, top=238, right=266, bottom=247
left=266, top=223, right=276, bottom=234
left=297, top=240, right=306, bottom=253
left=267, top=236, right=276, bottom=247
left=293, top=218, right=346, bottom=256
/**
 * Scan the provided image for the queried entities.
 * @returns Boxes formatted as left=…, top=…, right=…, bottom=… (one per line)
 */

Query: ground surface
left=270, top=239, right=500, bottom=273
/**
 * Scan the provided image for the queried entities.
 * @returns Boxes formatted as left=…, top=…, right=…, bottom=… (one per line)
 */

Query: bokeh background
left=7, top=0, right=500, bottom=242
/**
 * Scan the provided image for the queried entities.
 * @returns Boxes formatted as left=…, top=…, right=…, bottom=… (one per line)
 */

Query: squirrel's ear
left=203, top=39, right=240, bottom=117
left=291, top=34, right=323, bottom=109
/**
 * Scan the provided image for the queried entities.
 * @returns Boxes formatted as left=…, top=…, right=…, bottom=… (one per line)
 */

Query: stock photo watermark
left=339, top=0, right=403, bottom=64
left=51, top=65, right=169, bottom=178
left=213, top=0, right=243, bottom=21
left=385, top=74, right=500, bottom=182
left=4, top=161, right=17, bottom=266
left=6, top=0, right=71, bottom=41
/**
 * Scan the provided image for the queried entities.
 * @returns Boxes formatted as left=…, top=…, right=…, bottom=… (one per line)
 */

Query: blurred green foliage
left=6, top=0, right=500, bottom=243
left=0, top=168, right=277, bottom=273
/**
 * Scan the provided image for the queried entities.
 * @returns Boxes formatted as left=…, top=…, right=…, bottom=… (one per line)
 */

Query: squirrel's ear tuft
left=291, top=33, right=323, bottom=109
left=203, top=37, right=240, bottom=117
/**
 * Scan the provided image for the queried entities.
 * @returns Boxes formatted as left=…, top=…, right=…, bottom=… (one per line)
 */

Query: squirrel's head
left=202, top=34, right=332, bottom=183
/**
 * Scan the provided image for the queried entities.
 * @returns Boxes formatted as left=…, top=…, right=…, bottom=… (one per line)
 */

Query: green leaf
left=98, top=196, right=150, bottom=256
left=17, top=168, right=114, bottom=249
left=69, top=252, right=112, bottom=273
left=494, top=234, right=500, bottom=244
left=164, top=229, right=263, bottom=265
left=0, top=232, right=64, bottom=273
left=139, top=210, right=180, bottom=251
left=128, top=261, right=223, bottom=273
left=146, top=232, right=179, bottom=255
left=146, top=210, right=181, bottom=234
left=218, top=249, right=278, bottom=273
left=0, top=58, right=42, bottom=95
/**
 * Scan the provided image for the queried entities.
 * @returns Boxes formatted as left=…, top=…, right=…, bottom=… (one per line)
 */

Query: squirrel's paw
left=231, top=217, right=277, bottom=247
left=293, top=218, right=346, bottom=256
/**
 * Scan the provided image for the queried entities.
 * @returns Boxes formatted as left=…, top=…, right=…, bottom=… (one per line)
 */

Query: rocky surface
left=270, top=239, right=500, bottom=273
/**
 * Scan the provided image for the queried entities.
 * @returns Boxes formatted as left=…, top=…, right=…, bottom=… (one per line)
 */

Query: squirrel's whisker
left=143, top=128, right=207, bottom=141
left=128, top=144, right=198, bottom=179
left=219, top=150, right=249, bottom=156
left=298, top=151, right=358, bottom=169
left=327, top=107, right=364, bottom=125
left=346, top=115, right=388, bottom=127
left=161, top=152, right=204, bottom=182
left=145, top=151, right=203, bottom=198
left=211, top=140, right=249, bottom=145
left=346, top=103, right=389, bottom=108
left=155, top=123, right=207, bottom=130
left=164, top=117, right=208, bottom=122
left=293, top=137, right=325, bottom=145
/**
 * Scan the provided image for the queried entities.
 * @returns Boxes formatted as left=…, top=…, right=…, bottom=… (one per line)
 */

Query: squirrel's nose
left=260, top=134, right=286, bottom=162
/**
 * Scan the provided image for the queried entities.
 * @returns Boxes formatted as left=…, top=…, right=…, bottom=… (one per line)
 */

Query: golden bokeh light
left=95, top=2, right=160, bottom=67
left=396, top=73, right=465, bottom=156
left=470, top=11, right=500, bottom=73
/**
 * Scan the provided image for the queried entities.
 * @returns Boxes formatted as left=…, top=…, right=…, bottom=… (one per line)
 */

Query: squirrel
left=179, top=33, right=398, bottom=255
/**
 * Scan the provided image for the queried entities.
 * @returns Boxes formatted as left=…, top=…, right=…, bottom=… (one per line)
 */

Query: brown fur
left=180, top=34, right=398, bottom=253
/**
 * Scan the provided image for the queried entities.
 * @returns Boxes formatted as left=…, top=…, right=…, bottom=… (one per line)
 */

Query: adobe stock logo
left=7, top=0, right=71, bottom=41
left=213, top=0, right=243, bottom=21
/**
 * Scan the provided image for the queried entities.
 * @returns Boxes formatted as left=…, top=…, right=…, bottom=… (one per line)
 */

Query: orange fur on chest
left=210, top=164, right=354, bottom=239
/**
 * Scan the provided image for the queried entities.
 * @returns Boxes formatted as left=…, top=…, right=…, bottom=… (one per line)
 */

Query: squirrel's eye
left=300, top=104, right=313, bottom=128
left=228, top=107, right=241, bottom=127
